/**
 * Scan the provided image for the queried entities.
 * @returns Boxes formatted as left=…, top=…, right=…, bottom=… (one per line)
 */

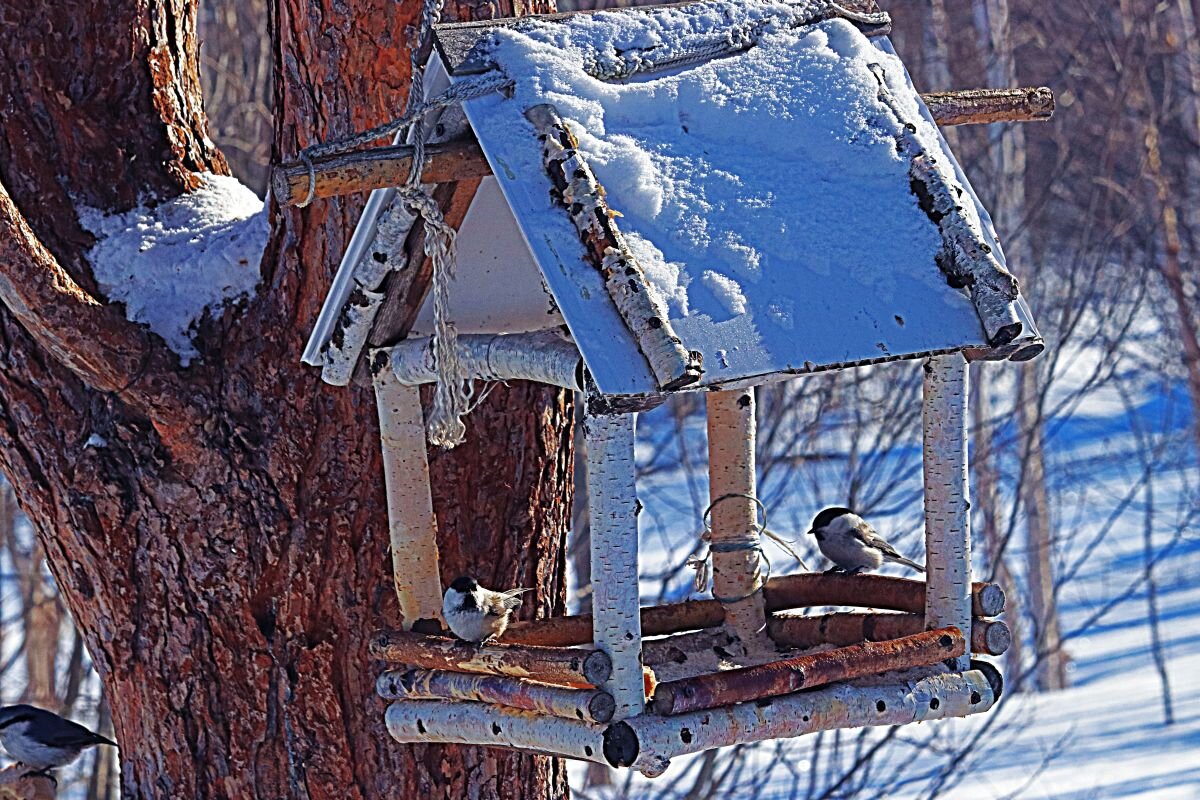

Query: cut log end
left=583, top=648, right=614, bottom=687
left=973, top=583, right=1006, bottom=617
left=603, top=720, right=640, bottom=767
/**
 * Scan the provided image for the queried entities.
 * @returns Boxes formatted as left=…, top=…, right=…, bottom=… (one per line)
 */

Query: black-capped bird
left=807, top=507, right=926, bottom=575
left=442, top=576, right=529, bottom=643
left=0, top=704, right=116, bottom=776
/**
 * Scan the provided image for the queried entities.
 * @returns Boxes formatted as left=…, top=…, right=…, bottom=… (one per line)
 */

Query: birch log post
left=705, top=390, right=771, bottom=648
left=378, top=668, right=617, bottom=723
left=923, top=354, right=973, bottom=671
left=526, top=104, right=703, bottom=391
left=372, top=373, right=444, bottom=627
left=370, top=629, right=612, bottom=685
left=389, top=330, right=584, bottom=390
left=769, top=612, right=1011, bottom=656
left=585, top=412, right=645, bottom=718
left=649, top=627, right=965, bottom=716
left=503, top=575, right=1005, bottom=646
left=605, top=669, right=998, bottom=774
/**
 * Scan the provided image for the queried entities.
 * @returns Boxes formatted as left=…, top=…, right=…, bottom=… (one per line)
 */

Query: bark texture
left=0, top=0, right=570, bottom=797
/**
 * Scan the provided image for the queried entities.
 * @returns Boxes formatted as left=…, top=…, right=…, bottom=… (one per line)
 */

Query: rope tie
left=687, top=493, right=809, bottom=601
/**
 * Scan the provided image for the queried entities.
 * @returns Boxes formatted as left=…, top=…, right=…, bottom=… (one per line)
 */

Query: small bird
left=807, top=507, right=926, bottom=575
left=0, top=704, right=116, bottom=775
left=442, top=576, right=529, bottom=643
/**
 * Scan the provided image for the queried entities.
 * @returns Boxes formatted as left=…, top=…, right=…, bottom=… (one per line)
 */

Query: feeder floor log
left=378, top=668, right=617, bottom=723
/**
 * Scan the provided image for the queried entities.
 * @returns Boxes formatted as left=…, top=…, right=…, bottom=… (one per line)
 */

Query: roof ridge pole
left=372, top=360, right=445, bottom=629
left=584, top=409, right=645, bottom=720
left=705, top=390, right=771, bottom=650
left=922, top=353, right=972, bottom=671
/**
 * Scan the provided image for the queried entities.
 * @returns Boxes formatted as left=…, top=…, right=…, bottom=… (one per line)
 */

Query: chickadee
left=807, top=507, right=926, bottom=575
left=442, top=576, right=530, bottom=643
left=0, top=704, right=116, bottom=775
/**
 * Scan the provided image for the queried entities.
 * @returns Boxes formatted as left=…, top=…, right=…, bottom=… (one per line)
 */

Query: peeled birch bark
left=385, top=700, right=610, bottom=764
left=922, top=354, right=972, bottom=671
left=372, top=373, right=444, bottom=627
left=503, top=575, right=1005, bottom=646
left=378, top=668, right=617, bottom=723
left=526, top=104, right=702, bottom=391
left=868, top=65, right=1022, bottom=346
left=370, top=629, right=612, bottom=685
left=921, top=87, right=1054, bottom=126
left=322, top=201, right=418, bottom=385
left=585, top=412, right=645, bottom=718
left=389, top=330, right=583, bottom=390
left=605, top=669, right=998, bottom=774
left=768, top=612, right=1011, bottom=656
left=649, top=627, right=965, bottom=716
left=705, top=390, right=770, bottom=649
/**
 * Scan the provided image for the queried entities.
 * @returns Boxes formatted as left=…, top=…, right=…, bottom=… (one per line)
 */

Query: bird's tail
left=501, top=587, right=532, bottom=610
left=885, top=554, right=926, bottom=573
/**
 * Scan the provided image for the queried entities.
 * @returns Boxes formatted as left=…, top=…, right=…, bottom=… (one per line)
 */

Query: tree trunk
left=0, top=0, right=569, bottom=797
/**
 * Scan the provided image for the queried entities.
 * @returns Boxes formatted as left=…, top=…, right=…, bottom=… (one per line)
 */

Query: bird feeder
left=291, top=0, right=1049, bottom=776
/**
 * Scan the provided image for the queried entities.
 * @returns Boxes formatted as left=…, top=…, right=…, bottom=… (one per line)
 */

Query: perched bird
left=807, top=507, right=926, bottom=575
left=442, top=576, right=529, bottom=643
left=0, top=704, right=116, bottom=775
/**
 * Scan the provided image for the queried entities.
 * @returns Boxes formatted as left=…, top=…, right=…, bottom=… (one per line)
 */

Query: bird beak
left=806, top=528, right=815, bottom=535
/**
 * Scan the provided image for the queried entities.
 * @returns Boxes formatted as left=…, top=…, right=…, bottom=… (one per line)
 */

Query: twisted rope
left=687, top=493, right=809, bottom=601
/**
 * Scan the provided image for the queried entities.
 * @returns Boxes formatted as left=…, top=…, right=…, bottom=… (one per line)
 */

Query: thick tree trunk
left=0, top=0, right=568, bottom=798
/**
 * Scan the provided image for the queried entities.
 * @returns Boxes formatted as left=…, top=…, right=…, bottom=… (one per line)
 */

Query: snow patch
left=78, top=174, right=267, bottom=366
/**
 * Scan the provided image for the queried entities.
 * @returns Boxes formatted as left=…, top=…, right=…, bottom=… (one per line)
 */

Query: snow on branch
left=77, top=174, right=267, bottom=366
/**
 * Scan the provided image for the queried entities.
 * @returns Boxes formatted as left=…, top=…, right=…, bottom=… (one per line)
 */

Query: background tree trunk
left=0, top=0, right=569, bottom=797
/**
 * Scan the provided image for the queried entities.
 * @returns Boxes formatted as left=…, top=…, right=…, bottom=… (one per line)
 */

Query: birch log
left=322, top=201, right=417, bottom=385
left=272, top=139, right=491, bottom=207
left=649, top=627, right=965, bottom=716
left=526, top=104, right=702, bottom=391
left=922, top=87, right=1054, bottom=126
left=923, top=354, right=973, bottom=671
left=585, top=412, right=645, bottom=718
left=705, top=390, right=770, bottom=648
left=503, top=575, right=1005, bottom=646
left=378, top=668, right=617, bottom=723
left=389, top=330, right=584, bottom=390
left=605, top=669, right=998, bottom=774
left=370, top=629, right=612, bottom=685
left=869, top=64, right=1023, bottom=346
left=372, top=374, right=444, bottom=627
left=385, top=700, right=610, bottom=764
left=768, top=612, right=1011, bottom=656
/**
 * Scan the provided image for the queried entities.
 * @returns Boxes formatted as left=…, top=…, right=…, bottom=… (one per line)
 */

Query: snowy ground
left=571, top=376, right=1200, bottom=799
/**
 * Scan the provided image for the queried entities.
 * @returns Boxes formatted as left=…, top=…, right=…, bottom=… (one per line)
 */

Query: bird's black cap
left=449, top=576, right=479, bottom=594
left=809, top=506, right=855, bottom=532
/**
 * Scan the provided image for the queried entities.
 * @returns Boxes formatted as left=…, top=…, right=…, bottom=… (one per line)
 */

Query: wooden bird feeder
left=294, top=0, right=1049, bottom=776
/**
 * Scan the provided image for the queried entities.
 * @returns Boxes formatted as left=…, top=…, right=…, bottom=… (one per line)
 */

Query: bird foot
left=19, top=767, right=57, bottom=786
left=823, top=566, right=844, bottom=574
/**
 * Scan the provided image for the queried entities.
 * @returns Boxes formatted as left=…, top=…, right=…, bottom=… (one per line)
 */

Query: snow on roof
left=439, top=2, right=1037, bottom=394
left=79, top=174, right=267, bottom=366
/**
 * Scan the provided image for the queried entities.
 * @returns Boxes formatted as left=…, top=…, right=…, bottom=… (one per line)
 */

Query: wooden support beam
left=369, top=629, right=612, bottom=686
left=923, top=354, right=973, bottom=671
left=768, top=612, right=1011, bottom=656
left=923, top=87, right=1054, bottom=126
left=606, top=669, right=998, bottom=774
left=273, top=90, right=1054, bottom=207
left=378, top=668, right=617, bottom=723
left=705, top=390, right=770, bottom=647
left=271, top=139, right=491, bottom=208
left=649, top=627, right=965, bottom=716
left=503, top=575, right=1005, bottom=646
left=585, top=411, right=646, bottom=719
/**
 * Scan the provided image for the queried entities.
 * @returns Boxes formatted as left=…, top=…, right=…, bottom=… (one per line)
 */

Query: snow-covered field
left=571, top=375, right=1200, bottom=799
